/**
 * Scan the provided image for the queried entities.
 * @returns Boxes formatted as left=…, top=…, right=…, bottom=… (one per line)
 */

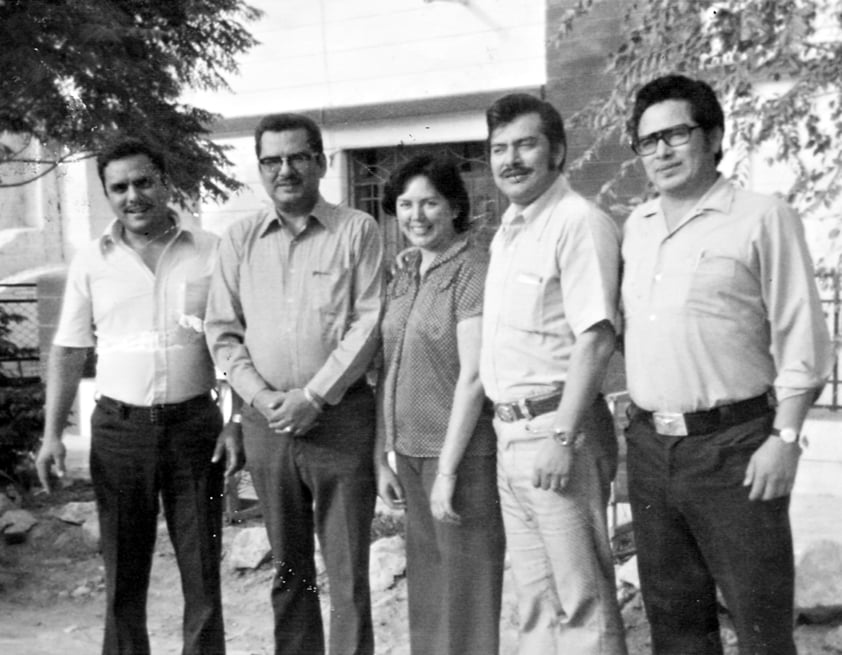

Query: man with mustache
left=622, top=75, right=832, bottom=654
left=204, top=113, right=384, bottom=655
left=36, top=137, right=243, bottom=654
left=480, top=93, right=627, bottom=653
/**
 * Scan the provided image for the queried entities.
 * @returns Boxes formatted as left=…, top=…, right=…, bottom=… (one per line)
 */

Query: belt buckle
left=517, top=398, right=534, bottom=421
left=653, top=412, right=688, bottom=436
left=495, top=404, right=517, bottom=422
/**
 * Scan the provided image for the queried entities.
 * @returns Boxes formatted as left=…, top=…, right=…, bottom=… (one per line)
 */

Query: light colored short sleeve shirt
left=622, top=176, right=833, bottom=412
left=480, top=174, right=621, bottom=403
left=53, top=218, right=219, bottom=406
left=380, top=239, right=494, bottom=457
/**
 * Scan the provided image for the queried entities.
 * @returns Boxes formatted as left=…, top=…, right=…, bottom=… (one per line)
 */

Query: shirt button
left=654, top=274, right=662, bottom=281
left=649, top=314, right=656, bottom=321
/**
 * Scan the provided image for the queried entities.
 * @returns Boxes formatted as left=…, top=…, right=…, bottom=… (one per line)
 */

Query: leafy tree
left=552, top=0, right=842, bottom=233
left=0, top=0, right=261, bottom=203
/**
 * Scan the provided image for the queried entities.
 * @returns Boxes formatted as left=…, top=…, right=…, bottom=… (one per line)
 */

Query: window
left=347, top=141, right=505, bottom=262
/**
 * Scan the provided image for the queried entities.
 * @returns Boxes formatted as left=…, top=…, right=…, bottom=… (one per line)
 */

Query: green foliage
left=0, top=306, right=44, bottom=487
left=0, top=0, right=261, bottom=204
left=552, top=0, right=842, bottom=221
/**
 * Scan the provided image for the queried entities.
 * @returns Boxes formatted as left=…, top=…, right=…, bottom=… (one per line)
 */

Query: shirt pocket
left=311, top=269, right=347, bottom=340
left=182, top=275, right=211, bottom=319
left=502, top=270, right=544, bottom=331
left=685, top=253, right=738, bottom=317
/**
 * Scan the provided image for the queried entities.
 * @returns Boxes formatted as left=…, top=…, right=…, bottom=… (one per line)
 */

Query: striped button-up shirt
left=205, top=197, right=383, bottom=406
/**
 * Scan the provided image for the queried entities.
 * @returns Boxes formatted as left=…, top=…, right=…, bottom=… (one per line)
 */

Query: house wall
left=182, top=0, right=546, bottom=118
left=192, top=0, right=547, bottom=235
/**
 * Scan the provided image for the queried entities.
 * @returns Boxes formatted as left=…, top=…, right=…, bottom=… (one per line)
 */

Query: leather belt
left=632, top=393, right=772, bottom=436
left=96, top=393, right=213, bottom=425
left=494, top=386, right=564, bottom=422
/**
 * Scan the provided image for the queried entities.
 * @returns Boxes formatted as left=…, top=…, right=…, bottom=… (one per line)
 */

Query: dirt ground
left=0, top=480, right=837, bottom=655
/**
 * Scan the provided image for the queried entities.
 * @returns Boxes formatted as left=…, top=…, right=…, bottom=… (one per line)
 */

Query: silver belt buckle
left=653, top=412, right=688, bottom=436
left=495, top=404, right=517, bottom=422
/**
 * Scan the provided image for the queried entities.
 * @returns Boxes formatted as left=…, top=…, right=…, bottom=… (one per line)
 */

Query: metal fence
left=817, top=270, right=841, bottom=410
left=0, top=283, right=39, bottom=380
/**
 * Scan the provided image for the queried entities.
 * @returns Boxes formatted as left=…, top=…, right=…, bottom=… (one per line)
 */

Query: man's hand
left=375, top=460, right=406, bottom=511
left=744, top=435, right=801, bottom=501
left=267, top=389, right=321, bottom=436
left=35, top=437, right=66, bottom=494
left=393, top=246, right=420, bottom=273
left=212, top=421, right=246, bottom=479
left=430, top=474, right=460, bottom=524
left=253, top=389, right=286, bottom=423
left=532, top=439, right=575, bottom=493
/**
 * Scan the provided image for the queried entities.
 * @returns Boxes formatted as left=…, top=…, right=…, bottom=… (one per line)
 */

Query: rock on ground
left=795, top=539, right=842, bottom=622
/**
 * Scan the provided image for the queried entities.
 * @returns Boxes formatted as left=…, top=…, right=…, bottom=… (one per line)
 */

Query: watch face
left=779, top=428, right=798, bottom=444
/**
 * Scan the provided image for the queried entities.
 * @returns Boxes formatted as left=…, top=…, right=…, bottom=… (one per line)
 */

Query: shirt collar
left=99, top=209, right=191, bottom=254
left=501, top=173, right=571, bottom=229
left=258, top=195, right=337, bottom=237
left=639, top=175, right=734, bottom=221
left=404, top=236, right=471, bottom=277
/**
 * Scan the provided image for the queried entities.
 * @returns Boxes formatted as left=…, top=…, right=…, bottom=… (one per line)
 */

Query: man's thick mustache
left=501, top=166, right=532, bottom=178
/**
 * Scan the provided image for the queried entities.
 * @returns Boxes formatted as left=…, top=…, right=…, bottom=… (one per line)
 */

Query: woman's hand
left=376, top=460, right=406, bottom=511
left=430, top=473, right=460, bottom=524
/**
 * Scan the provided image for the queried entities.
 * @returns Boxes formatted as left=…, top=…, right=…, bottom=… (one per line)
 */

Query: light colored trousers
left=495, top=406, right=628, bottom=655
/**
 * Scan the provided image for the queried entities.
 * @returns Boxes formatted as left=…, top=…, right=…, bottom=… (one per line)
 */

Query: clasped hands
left=253, top=388, right=321, bottom=436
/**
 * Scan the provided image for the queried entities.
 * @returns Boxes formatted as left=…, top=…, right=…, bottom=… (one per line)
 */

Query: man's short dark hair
left=486, top=93, right=567, bottom=169
left=254, top=113, right=324, bottom=157
left=381, top=154, right=471, bottom=233
left=629, top=75, right=725, bottom=163
left=96, top=137, right=167, bottom=187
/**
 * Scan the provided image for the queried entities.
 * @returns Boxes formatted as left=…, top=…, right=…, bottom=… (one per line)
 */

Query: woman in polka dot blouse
left=376, top=154, right=505, bottom=655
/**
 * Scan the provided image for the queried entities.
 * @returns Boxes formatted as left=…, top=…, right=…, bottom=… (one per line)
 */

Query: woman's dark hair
left=96, top=137, right=167, bottom=187
left=629, top=75, right=725, bottom=163
left=381, top=155, right=471, bottom=233
left=254, top=113, right=324, bottom=157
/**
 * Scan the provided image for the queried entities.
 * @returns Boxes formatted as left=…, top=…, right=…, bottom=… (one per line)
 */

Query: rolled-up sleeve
left=53, top=252, right=95, bottom=348
left=307, top=215, right=384, bottom=404
left=204, top=224, right=269, bottom=405
left=759, top=201, right=833, bottom=399
left=557, top=202, right=621, bottom=336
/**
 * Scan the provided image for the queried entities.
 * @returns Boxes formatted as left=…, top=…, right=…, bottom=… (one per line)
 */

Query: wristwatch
left=551, top=428, right=579, bottom=447
left=771, top=427, right=807, bottom=448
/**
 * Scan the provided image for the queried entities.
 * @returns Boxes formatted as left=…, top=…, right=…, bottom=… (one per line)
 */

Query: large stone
left=52, top=501, right=97, bottom=525
left=1, top=508, right=37, bottom=533
left=227, top=526, right=271, bottom=570
left=824, top=624, right=842, bottom=653
left=81, top=515, right=100, bottom=551
left=795, top=539, right=842, bottom=621
left=369, top=535, right=406, bottom=593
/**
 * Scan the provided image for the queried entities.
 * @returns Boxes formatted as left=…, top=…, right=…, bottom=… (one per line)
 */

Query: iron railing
left=0, top=283, right=39, bottom=380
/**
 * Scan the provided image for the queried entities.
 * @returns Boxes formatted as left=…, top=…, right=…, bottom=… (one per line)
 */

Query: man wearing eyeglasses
left=622, top=75, right=832, bottom=654
left=205, top=113, right=384, bottom=655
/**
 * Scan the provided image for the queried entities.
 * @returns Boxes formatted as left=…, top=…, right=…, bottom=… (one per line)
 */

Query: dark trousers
left=626, top=411, right=796, bottom=655
left=242, top=387, right=376, bottom=655
left=397, top=453, right=505, bottom=655
left=90, top=396, right=225, bottom=655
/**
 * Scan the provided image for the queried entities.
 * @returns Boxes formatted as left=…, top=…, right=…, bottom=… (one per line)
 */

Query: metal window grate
left=347, top=141, right=505, bottom=263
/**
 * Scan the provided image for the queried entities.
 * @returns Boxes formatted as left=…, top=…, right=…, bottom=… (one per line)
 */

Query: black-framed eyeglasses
left=258, top=152, right=316, bottom=172
left=632, top=124, right=702, bottom=156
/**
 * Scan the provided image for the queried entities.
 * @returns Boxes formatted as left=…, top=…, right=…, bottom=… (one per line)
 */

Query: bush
left=0, top=305, right=44, bottom=489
